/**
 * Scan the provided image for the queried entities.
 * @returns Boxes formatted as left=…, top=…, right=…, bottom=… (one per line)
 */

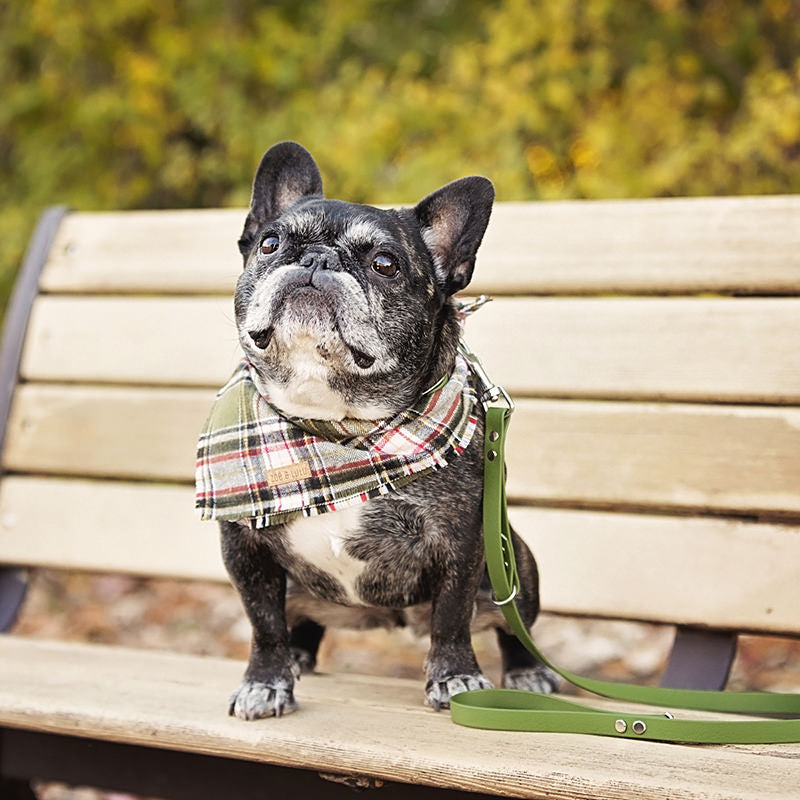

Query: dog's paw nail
left=229, top=680, right=297, bottom=720
left=425, top=673, right=493, bottom=711
left=503, top=666, right=561, bottom=694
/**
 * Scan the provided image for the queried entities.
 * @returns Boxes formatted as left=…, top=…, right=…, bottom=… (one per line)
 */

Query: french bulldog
left=219, top=141, right=556, bottom=719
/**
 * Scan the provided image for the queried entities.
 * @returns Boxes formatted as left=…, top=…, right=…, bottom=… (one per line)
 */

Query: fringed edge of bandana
left=196, top=409, right=477, bottom=527
left=195, top=354, right=479, bottom=527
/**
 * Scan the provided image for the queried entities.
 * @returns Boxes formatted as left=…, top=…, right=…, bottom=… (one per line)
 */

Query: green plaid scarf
left=195, top=354, right=478, bottom=528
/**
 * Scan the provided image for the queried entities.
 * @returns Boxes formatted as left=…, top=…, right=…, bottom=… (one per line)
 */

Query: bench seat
left=1, top=636, right=798, bottom=800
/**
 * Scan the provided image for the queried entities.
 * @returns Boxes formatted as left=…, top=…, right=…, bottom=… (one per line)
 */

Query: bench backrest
left=1, top=197, right=799, bottom=639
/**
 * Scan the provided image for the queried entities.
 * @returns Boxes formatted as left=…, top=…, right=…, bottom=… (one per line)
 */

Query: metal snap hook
left=491, top=584, right=519, bottom=606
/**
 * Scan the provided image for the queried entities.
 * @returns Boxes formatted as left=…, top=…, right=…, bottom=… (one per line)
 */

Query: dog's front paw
left=503, top=665, right=560, bottom=694
left=228, top=680, right=298, bottom=720
left=425, top=673, right=493, bottom=711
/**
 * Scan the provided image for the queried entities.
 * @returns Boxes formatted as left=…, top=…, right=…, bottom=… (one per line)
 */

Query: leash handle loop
left=449, top=405, right=800, bottom=744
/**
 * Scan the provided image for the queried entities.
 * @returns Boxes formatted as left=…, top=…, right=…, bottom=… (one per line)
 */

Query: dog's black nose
left=299, top=246, right=342, bottom=272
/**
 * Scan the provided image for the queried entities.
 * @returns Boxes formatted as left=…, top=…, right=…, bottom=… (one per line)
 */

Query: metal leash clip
left=491, top=530, right=520, bottom=605
left=457, top=296, right=515, bottom=413
left=457, top=294, right=493, bottom=317
left=491, top=583, right=519, bottom=606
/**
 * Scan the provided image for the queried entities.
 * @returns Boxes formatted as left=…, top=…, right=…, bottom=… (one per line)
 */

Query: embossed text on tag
left=265, top=461, right=312, bottom=486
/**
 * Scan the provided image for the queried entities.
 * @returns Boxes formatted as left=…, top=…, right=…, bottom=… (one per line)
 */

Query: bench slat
left=0, top=477, right=225, bottom=582
left=516, top=506, right=800, bottom=635
left=0, top=637, right=797, bottom=800
left=42, top=209, right=242, bottom=296
left=40, top=196, right=800, bottom=295
left=4, top=384, right=214, bottom=481
left=1, top=476, right=798, bottom=633
left=476, top=196, right=800, bottom=295
left=20, top=296, right=800, bottom=402
left=505, top=399, right=800, bottom=518
left=6, top=386, right=800, bottom=518
left=474, top=297, right=800, bottom=404
left=21, top=296, right=239, bottom=386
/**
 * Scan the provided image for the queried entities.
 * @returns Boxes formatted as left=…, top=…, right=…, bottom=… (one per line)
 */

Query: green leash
left=449, top=403, right=800, bottom=744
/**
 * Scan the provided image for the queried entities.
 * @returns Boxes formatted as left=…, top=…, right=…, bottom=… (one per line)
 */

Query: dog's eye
left=371, top=253, right=397, bottom=278
left=261, top=235, right=280, bottom=255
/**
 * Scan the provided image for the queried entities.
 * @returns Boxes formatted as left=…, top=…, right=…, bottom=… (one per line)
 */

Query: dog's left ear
left=239, top=141, right=324, bottom=257
left=414, top=176, right=494, bottom=295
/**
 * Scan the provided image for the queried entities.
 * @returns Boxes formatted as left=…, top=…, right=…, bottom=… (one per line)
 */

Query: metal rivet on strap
left=487, top=450, right=498, bottom=461
left=632, top=720, right=647, bottom=735
left=489, top=430, right=500, bottom=442
left=614, top=719, right=627, bottom=733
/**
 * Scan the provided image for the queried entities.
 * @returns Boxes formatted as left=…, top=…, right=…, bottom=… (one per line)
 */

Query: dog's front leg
left=220, top=521, right=298, bottom=719
left=424, top=545, right=492, bottom=710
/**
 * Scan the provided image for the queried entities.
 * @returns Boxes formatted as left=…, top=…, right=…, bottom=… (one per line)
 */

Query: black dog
left=210, top=142, right=556, bottom=718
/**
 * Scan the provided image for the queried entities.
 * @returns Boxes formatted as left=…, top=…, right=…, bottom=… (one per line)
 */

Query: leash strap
left=449, top=404, right=800, bottom=743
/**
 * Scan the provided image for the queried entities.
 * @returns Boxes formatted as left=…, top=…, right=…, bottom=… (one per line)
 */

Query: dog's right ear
left=238, top=142, right=324, bottom=257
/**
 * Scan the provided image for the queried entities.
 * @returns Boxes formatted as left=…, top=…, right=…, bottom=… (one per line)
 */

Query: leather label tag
left=265, top=461, right=312, bottom=486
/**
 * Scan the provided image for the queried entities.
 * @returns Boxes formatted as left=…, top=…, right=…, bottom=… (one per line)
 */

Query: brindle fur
left=223, top=142, right=556, bottom=719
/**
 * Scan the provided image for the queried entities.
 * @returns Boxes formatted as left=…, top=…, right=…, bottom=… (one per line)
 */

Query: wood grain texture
left=512, top=506, right=800, bottom=635
left=472, top=196, right=800, bottom=295
left=1, top=476, right=798, bottom=633
left=19, top=295, right=800, bottom=403
left=0, top=477, right=226, bottom=582
left=6, top=385, right=800, bottom=518
left=469, top=296, right=800, bottom=404
left=42, top=208, right=244, bottom=295
left=3, top=384, right=216, bottom=481
left=504, top=399, right=800, bottom=518
left=0, top=637, right=797, bottom=800
left=20, top=296, right=241, bottom=387
left=40, top=196, right=800, bottom=295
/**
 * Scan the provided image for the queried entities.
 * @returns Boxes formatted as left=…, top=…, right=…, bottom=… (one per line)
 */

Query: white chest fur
left=283, top=506, right=367, bottom=604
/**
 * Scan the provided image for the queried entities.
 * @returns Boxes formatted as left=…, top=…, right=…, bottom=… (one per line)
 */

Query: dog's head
left=235, top=141, right=494, bottom=420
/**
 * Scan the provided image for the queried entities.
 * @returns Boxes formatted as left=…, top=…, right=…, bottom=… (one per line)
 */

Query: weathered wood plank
left=0, top=637, right=797, bottom=800
left=6, top=386, right=800, bottom=518
left=42, top=209, right=244, bottom=295
left=513, top=506, right=800, bottom=635
left=0, top=477, right=226, bottom=582
left=20, top=296, right=241, bottom=387
left=504, top=399, right=800, bottom=518
left=1, top=476, right=798, bottom=633
left=471, top=296, right=800, bottom=404
left=19, top=296, right=800, bottom=402
left=4, top=384, right=216, bottom=481
left=474, top=196, right=800, bottom=295
left=40, top=196, right=800, bottom=295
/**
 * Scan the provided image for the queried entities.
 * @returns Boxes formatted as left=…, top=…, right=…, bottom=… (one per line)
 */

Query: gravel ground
left=12, top=570, right=800, bottom=800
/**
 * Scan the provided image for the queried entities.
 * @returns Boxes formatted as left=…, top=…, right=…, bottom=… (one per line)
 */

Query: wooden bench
left=1, top=196, right=799, bottom=799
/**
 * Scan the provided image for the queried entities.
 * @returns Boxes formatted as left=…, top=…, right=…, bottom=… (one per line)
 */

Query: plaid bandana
left=195, top=354, right=479, bottom=528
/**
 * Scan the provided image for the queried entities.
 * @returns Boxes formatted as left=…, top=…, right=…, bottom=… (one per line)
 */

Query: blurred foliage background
left=2, top=0, right=799, bottom=311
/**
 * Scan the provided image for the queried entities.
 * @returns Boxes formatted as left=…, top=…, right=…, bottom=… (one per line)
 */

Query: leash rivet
left=614, top=719, right=627, bottom=733
left=487, top=450, right=498, bottom=461
left=632, top=720, right=647, bottom=735
left=489, top=430, right=500, bottom=442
